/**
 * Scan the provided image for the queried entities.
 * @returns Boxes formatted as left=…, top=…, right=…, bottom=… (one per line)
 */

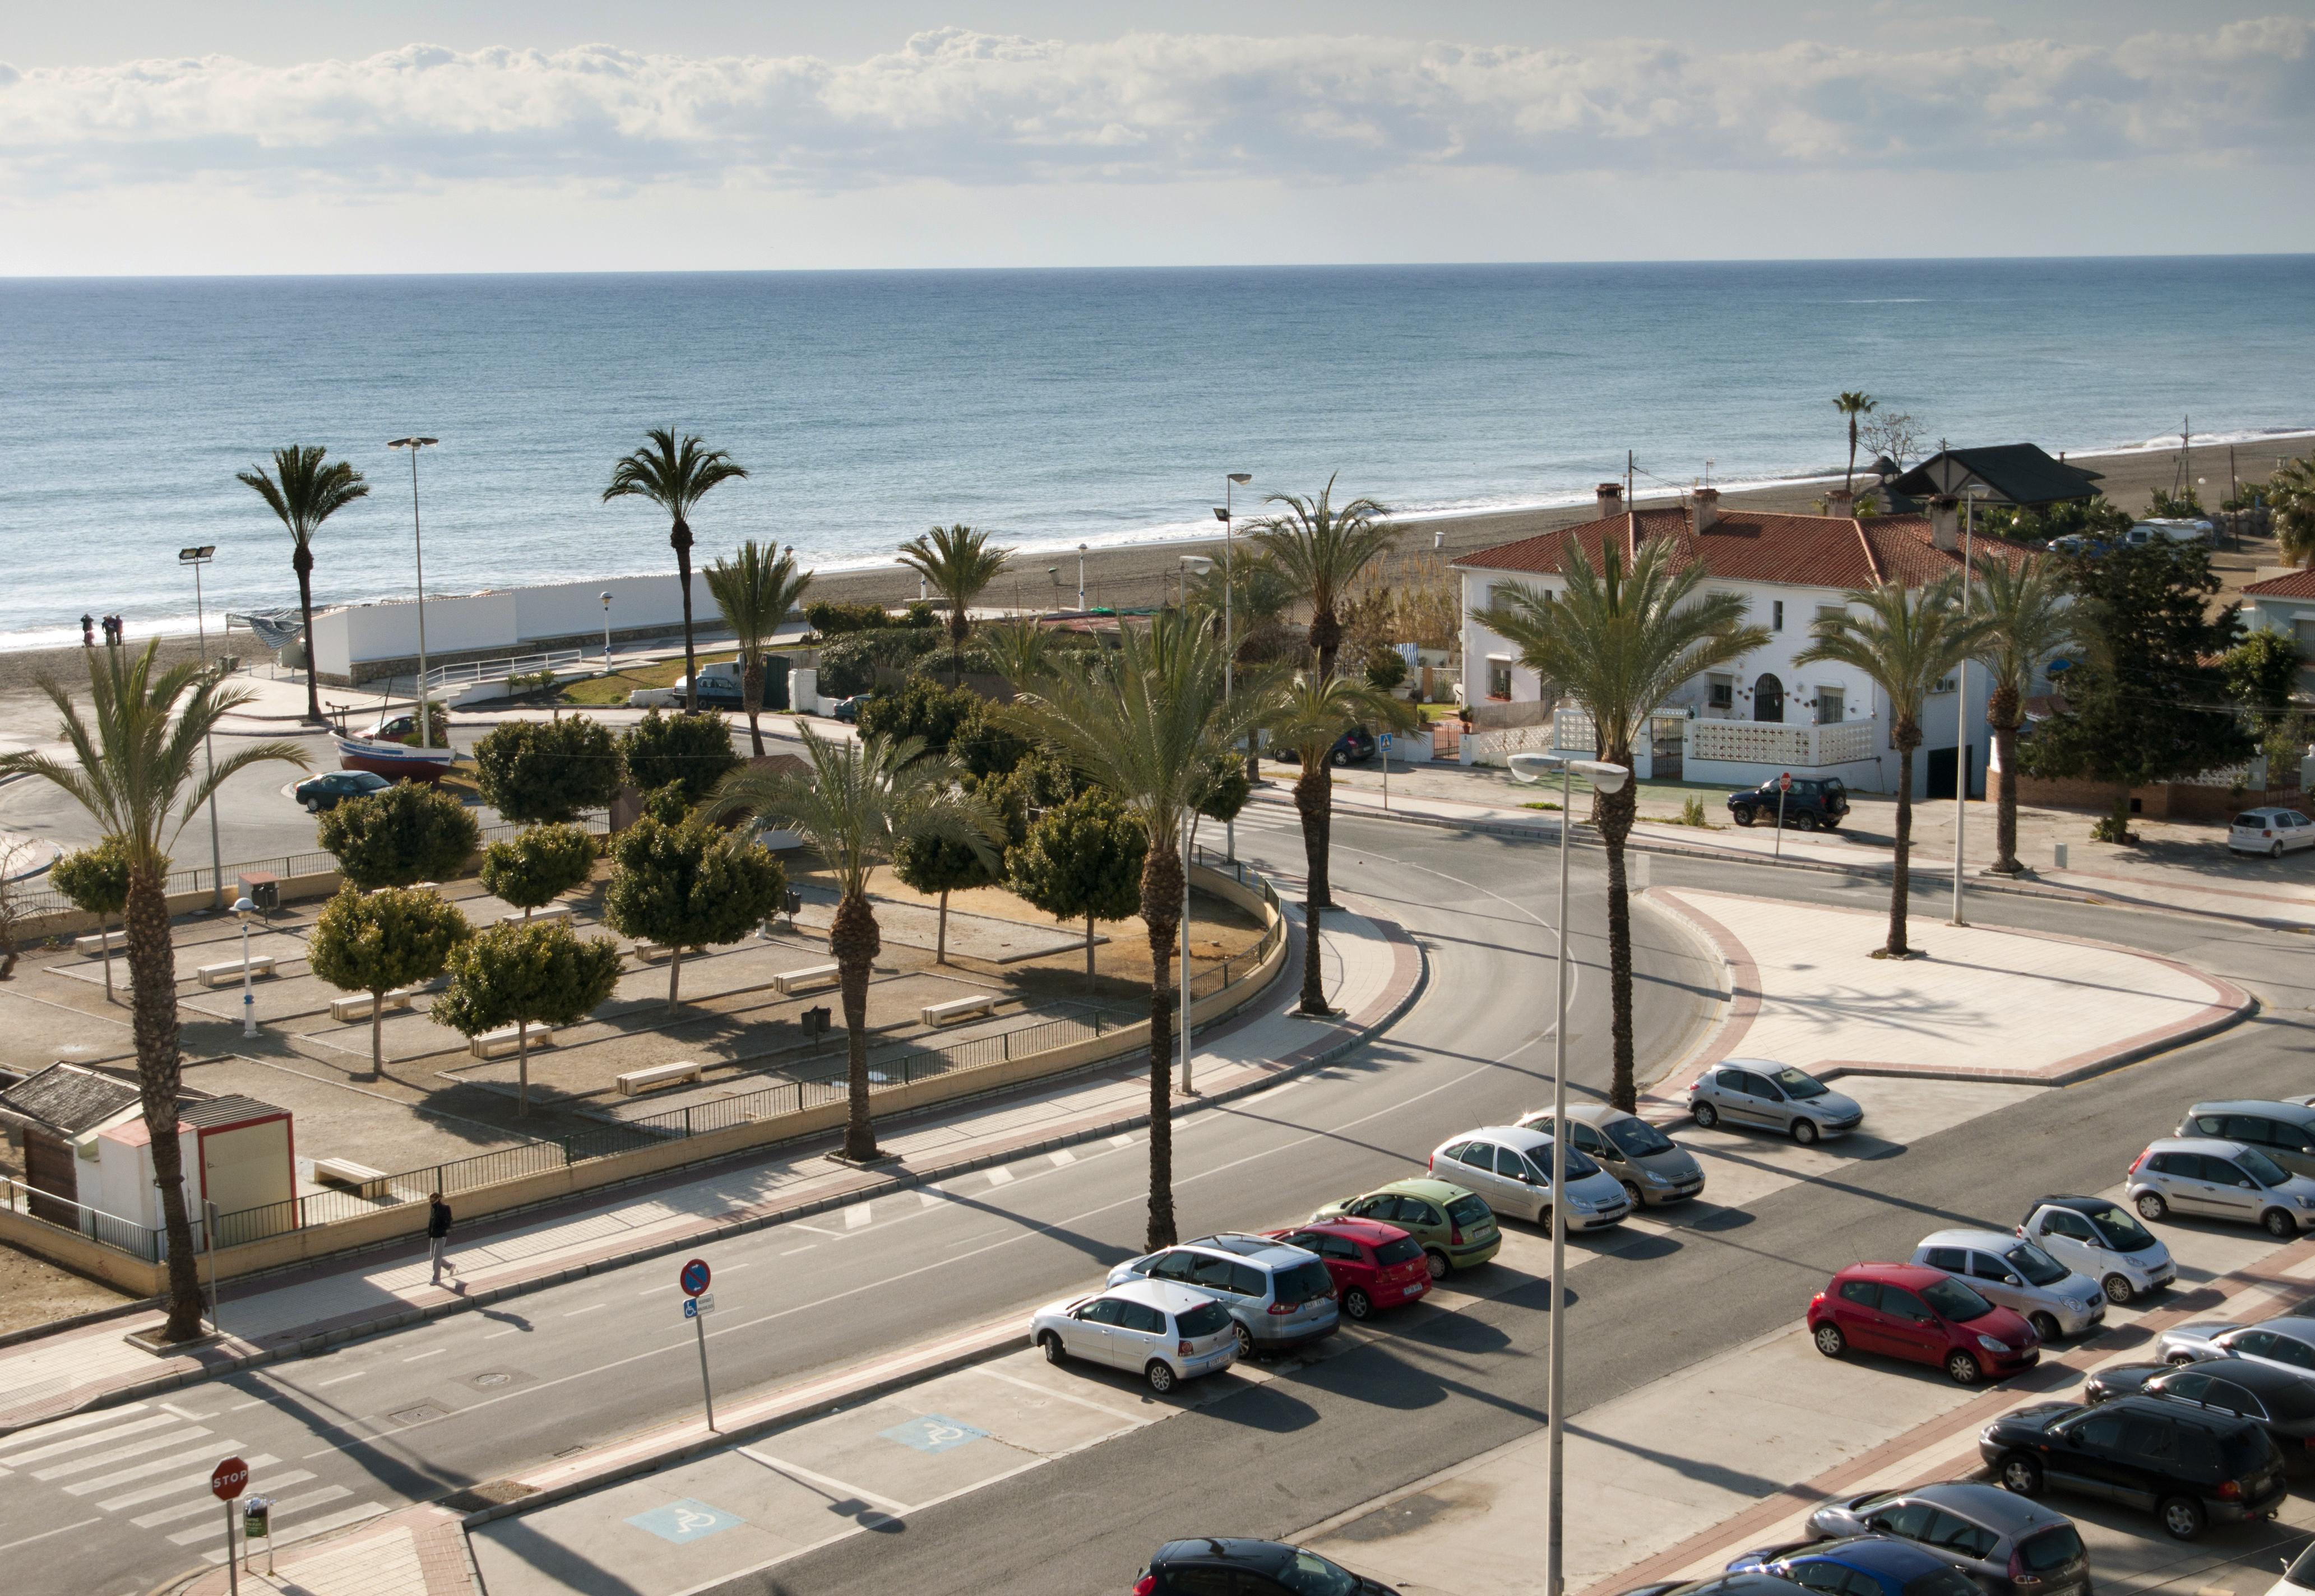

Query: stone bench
left=328, top=986, right=419, bottom=1023
left=312, top=1159, right=389, bottom=1198
left=774, top=963, right=840, bottom=995
left=617, top=1060, right=702, bottom=1097
left=501, top=903, right=574, bottom=927
left=921, top=994, right=997, bottom=1027
left=469, top=1024, right=554, bottom=1060
left=629, top=940, right=672, bottom=963
left=75, top=929, right=126, bottom=956
left=196, top=954, right=278, bottom=988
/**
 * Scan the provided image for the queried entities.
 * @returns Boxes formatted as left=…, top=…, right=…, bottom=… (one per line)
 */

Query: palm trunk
left=124, top=866, right=203, bottom=1341
left=1989, top=698, right=2023, bottom=874
left=101, top=916, right=114, bottom=1002
left=743, top=657, right=765, bottom=756
left=673, top=517, right=697, bottom=715
left=1845, top=419, right=1858, bottom=493
left=1309, top=601, right=1342, bottom=680
left=667, top=945, right=683, bottom=1013
left=516, top=1019, right=530, bottom=1117
left=936, top=888, right=950, bottom=964
left=831, top=892, right=882, bottom=1161
left=1294, top=760, right=1330, bottom=910
left=1142, top=837, right=1183, bottom=1251
left=1597, top=762, right=1640, bottom=1112
left=294, top=545, right=321, bottom=721
left=1299, top=894, right=1328, bottom=1017
left=1887, top=739, right=1918, bottom=957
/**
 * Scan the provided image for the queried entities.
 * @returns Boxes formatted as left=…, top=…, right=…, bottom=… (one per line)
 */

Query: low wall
left=2001, top=772, right=2308, bottom=824
left=0, top=1207, right=170, bottom=1296
left=20, top=867, right=347, bottom=944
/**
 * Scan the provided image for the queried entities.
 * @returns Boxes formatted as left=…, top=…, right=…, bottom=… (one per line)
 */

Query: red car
left=1265, top=1218, right=1432, bottom=1320
left=1808, top=1262, right=2040, bottom=1386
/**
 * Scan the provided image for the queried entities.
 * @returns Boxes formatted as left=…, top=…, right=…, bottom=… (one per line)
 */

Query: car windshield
left=2084, top=1203, right=2157, bottom=1251
left=1272, top=1261, right=1334, bottom=1309
left=1534, top=1146, right=1601, bottom=1180
left=1275, top=1550, right=1359, bottom=1596
left=1771, top=1067, right=1830, bottom=1101
left=1918, top=1277, right=1995, bottom=1321
left=1374, top=1236, right=1423, bottom=1266
left=1604, top=1117, right=1676, bottom=1157
left=1444, top=1194, right=1493, bottom=1228
left=1175, top=1302, right=1230, bottom=1337
left=2016, top=1528, right=2085, bottom=1574
left=2002, top=1242, right=2070, bottom=1287
left=2235, top=1148, right=2290, bottom=1186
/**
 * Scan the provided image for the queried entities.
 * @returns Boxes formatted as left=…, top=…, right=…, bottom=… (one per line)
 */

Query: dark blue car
left=1729, top=1535, right=1981, bottom=1596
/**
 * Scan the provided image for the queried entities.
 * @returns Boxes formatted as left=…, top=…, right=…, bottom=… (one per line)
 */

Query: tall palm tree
left=1248, top=475, right=1394, bottom=678
left=976, top=618, right=1055, bottom=690
left=603, top=429, right=749, bottom=713
left=237, top=446, right=369, bottom=722
left=705, top=541, right=813, bottom=754
left=1490, top=539, right=1767, bottom=1111
left=1968, top=554, right=2074, bottom=876
left=898, top=524, right=1013, bottom=658
left=1266, top=672, right=1414, bottom=1016
left=2271, top=454, right=2315, bottom=566
left=1834, top=392, right=1878, bottom=492
left=710, top=728, right=999, bottom=1162
left=0, top=645, right=307, bottom=1341
left=1001, top=612, right=1277, bottom=1249
left=1799, top=577, right=1989, bottom=957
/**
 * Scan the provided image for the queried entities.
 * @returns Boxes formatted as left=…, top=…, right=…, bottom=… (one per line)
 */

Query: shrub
left=619, top=710, right=740, bottom=808
left=479, top=824, right=596, bottom=915
left=318, top=781, right=482, bottom=890
left=1363, top=645, right=1410, bottom=692
left=473, top=716, right=623, bottom=824
left=815, top=627, right=941, bottom=697
left=805, top=600, right=900, bottom=636
left=857, top=678, right=980, bottom=753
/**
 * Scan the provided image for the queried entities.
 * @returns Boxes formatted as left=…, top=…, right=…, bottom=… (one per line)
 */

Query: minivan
left=2177, top=1102, right=2315, bottom=1179
left=1107, top=1233, right=1340, bottom=1357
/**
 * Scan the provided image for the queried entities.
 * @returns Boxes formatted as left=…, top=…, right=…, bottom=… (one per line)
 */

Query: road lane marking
left=403, top=1348, right=447, bottom=1363
left=0, top=1404, right=150, bottom=1451
left=987, top=1167, right=1015, bottom=1187
left=970, top=1365, right=1152, bottom=1426
left=562, top=1304, right=606, bottom=1318
left=156, top=1402, right=211, bottom=1422
left=31, top=1426, right=207, bottom=1480
left=130, top=1469, right=311, bottom=1524
left=0, top=1411, right=177, bottom=1467
left=737, top=1448, right=910, bottom=1515
left=63, top=1440, right=243, bottom=1495
left=846, top=1204, right=872, bottom=1230
left=1110, top=1135, right=1134, bottom=1148
left=316, top=1370, right=369, bottom=1386
left=789, top=1222, right=845, bottom=1238
left=782, top=1245, right=816, bottom=1255
left=173, top=1484, right=354, bottom=1547
left=484, top=1327, right=524, bottom=1339
left=99, top=1453, right=280, bottom=1511
left=0, top=1516, right=101, bottom=1553
left=199, top=1499, right=385, bottom=1561
left=1049, top=1149, right=1076, bottom=1167
left=919, top=1189, right=945, bottom=1208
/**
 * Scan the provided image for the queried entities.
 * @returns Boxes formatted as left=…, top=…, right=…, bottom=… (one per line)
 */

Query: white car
left=1911, top=1227, right=2106, bottom=1342
left=2156, top=1314, right=2315, bottom=1379
left=1428, top=1126, right=1632, bottom=1230
left=1029, top=1278, right=1238, bottom=1394
left=2015, top=1195, right=2175, bottom=1305
left=2230, top=808, right=2315, bottom=858
left=2262, top=1539, right=2315, bottom=1596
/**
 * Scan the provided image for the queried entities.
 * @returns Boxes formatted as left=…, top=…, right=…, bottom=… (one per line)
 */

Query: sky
left=2, top=2, right=2311, bottom=274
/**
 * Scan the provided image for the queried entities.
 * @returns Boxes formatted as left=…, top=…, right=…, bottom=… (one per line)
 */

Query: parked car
left=1277, top=726, right=1376, bottom=767
left=294, top=769, right=393, bottom=813
left=1804, top=1481, right=2087, bottom=1596
left=1727, top=776, right=1849, bottom=832
left=1309, top=1178, right=1502, bottom=1278
left=1613, top=1575, right=1817, bottom=1596
left=1729, top=1535, right=1981, bottom=1596
left=2131, top=519, right=2217, bottom=546
left=2176, top=1101, right=2315, bottom=1179
left=828, top=692, right=871, bottom=723
left=627, top=672, right=744, bottom=710
left=1106, top=1233, right=1340, bottom=1357
left=2047, top=533, right=2110, bottom=557
left=2229, top=808, right=2315, bottom=858
left=2154, top=1315, right=2315, bottom=1380
left=1029, top=1278, right=1238, bottom=1394
left=2086, top=1356, right=2315, bottom=1467
left=1689, top=1060, right=1864, bottom=1145
left=1517, top=1103, right=1706, bottom=1207
left=1427, top=1125, right=1632, bottom=1230
left=2015, top=1196, right=2175, bottom=1305
left=1263, top=1218, right=1432, bottom=1320
left=1910, top=1228, right=2106, bottom=1343
left=1132, top=1538, right=1395, bottom=1596
left=1809, top=1262, right=2040, bottom=1385
left=2266, top=1544, right=2315, bottom=1596
left=2126, top=1137, right=2315, bottom=1237
left=1978, top=1394, right=2288, bottom=1540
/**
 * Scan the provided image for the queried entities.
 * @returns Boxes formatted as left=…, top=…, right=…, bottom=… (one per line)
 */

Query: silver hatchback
left=2177, top=1102, right=2315, bottom=1181
left=2127, top=1137, right=2315, bottom=1238
left=1911, top=1228, right=2106, bottom=1342
left=1428, top=1126, right=1631, bottom=1230
left=1108, top=1233, right=1340, bottom=1356
left=1518, top=1104, right=1706, bottom=1207
left=1688, top=1059, right=1863, bottom=1145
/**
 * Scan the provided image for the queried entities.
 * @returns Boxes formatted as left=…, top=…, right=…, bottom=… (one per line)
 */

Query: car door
left=1112, top=1300, right=1168, bottom=1372
left=2107, top=1413, right=2178, bottom=1510
left=1876, top=1287, right=1947, bottom=1368
left=1063, top=1297, right=1122, bottom=1364
left=1834, top=1279, right=1898, bottom=1353
left=2046, top=1408, right=2129, bottom=1498
left=1569, top=1120, right=1623, bottom=1178
left=1308, top=1231, right=1364, bottom=1293
left=2198, top=1154, right=2264, bottom=1222
left=1717, top=1069, right=1773, bottom=1126
left=2259, top=1118, right=2315, bottom=1179
left=1964, top=1250, right=2030, bottom=1316
left=2147, top=1152, right=2215, bottom=1215
left=1494, top=1144, right=1547, bottom=1221
left=1454, top=1140, right=1508, bottom=1208
left=1395, top=1196, right=1447, bottom=1244
left=2032, top=1208, right=2099, bottom=1276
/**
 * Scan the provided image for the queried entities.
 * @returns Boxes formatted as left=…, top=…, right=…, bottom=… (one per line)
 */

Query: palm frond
left=1796, top=575, right=1991, bottom=731
left=602, top=427, right=749, bottom=515
left=1266, top=671, right=1416, bottom=764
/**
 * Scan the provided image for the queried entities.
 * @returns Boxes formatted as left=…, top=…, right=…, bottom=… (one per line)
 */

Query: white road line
left=781, top=1245, right=816, bottom=1256
left=156, top=1402, right=211, bottom=1422
left=0, top=1516, right=101, bottom=1553
left=402, top=1348, right=447, bottom=1363
left=131, top=1470, right=311, bottom=1525
left=918, top=1189, right=944, bottom=1208
left=484, top=1327, right=523, bottom=1339
left=173, top=1483, right=353, bottom=1545
left=1109, top=1135, right=1135, bottom=1148
left=970, top=1365, right=1152, bottom=1426
left=563, top=1303, right=606, bottom=1318
left=316, top=1370, right=369, bottom=1387
left=636, top=1284, right=668, bottom=1296
left=789, top=1222, right=845, bottom=1238
left=721, top=1261, right=752, bottom=1272
left=99, top=1454, right=279, bottom=1511
left=1049, top=1149, right=1077, bottom=1167
left=200, top=1501, right=383, bottom=1561
left=224, top=1399, right=265, bottom=1412
left=31, top=1426, right=207, bottom=1481
left=64, top=1441, right=246, bottom=1496
left=0, top=1404, right=150, bottom=1451
left=846, top=1204, right=872, bottom=1230
left=736, top=1447, right=911, bottom=1515
left=987, top=1166, right=1016, bottom=1187
left=0, top=1411, right=178, bottom=1468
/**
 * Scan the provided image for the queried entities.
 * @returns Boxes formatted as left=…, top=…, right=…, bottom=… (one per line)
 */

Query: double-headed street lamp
left=1507, top=749, right=1632, bottom=1596
left=387, top=437, right=439, bottom=748
left=178, top=546, right=226, bottom=908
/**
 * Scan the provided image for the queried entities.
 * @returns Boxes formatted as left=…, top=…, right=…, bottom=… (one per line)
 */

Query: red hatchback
left=1266, top=1218, right=1432, bottom=1320
left=1809, top=1262, right=2040, bottom=1386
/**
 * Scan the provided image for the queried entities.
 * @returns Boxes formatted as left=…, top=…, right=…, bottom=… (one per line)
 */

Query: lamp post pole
left=234, top=895, right=257, bottom=1038
left=1077, top=543, right=1087, bottom=613
left=601, top=592, right=613, bottom=668
left=1219, top=472, right=1252, bottom=861
left=180, top=546, right=225, bottom=908
left=387, top=438, right=439, bottom=748
left=1178, top=804, right=1193, bottom=1095
left=1952, top=487, right=1985, bottom=926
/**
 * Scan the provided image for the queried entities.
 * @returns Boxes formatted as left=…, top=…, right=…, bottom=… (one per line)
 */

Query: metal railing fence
left=1, top=1175, right=164, bottom=1263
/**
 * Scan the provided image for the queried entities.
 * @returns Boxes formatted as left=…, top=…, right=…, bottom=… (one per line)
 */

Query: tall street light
left=387, top=438, right=439, bottom=749
left=1951, top=485, right=1989, bottom=926
left=1077, top=543, right=1088, bottom=613
left=179, top=546, right=225, bottom=908
left=1175, top=552, right=1217, bottom=1096
left=601, top=591, right=614, bottom=669
left=1507, top=749, right=1631, bottom=1596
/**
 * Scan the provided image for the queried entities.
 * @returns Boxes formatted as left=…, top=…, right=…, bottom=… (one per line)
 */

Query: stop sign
left=1779, top=772, right=1792, bottom=792
left=211, top=1456, right=249, bottom=1501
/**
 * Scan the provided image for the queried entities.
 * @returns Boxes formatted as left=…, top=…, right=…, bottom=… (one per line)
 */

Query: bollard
left=2054, top=842, right=2068, bottom=870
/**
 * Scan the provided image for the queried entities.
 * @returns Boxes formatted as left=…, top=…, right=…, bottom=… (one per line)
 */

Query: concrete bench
left=469, top=1024, right=554, bottom=1060
left=501, top=903, right=574, bottom=927
left=616, top=1060, right=702, bottom=1097
left=328, top=986, right=418, bottom=1023
left=774, top=963, right=840, bottom=995
left=629, top=940, right=672, bottom=963
left=312, top=1159, right=389, bottom=1198
left=196, top=954, right=277, bottom=988
left=921, top=994, right=997, bottom=1027
left=75, top=929, right=126, bottom=956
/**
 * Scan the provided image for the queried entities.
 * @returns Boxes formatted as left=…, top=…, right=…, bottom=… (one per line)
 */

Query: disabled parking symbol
left=878, top=1413, right=988, bottom=1454
left=626, top=1498, right=743, bottom=1544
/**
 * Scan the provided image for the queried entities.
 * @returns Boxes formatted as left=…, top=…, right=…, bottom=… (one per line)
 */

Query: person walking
left=427, top=1191, right=454, bottom=1285
left=80, top=614, right=95, bottom=647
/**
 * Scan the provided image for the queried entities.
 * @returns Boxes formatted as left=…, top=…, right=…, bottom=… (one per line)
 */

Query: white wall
left=313, top=569, right=715, bottom=678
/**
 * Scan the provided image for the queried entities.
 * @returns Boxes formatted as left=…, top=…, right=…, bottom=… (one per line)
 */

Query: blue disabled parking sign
left=879, top=1414, right=988, bottom=1454
left=627, top=1498, right=742, bottom=1544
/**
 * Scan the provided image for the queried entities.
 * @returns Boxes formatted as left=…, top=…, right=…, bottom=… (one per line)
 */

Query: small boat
left=334, top=712, right=455, bottom=781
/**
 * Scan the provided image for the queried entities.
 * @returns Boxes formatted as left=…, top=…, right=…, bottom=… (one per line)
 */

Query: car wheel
left=1424, top=1248, right=1450, bottom=1281
left=1813, top=1324, right=1845, bottom=1358
left=1795, top=813, right=1818, bottom=833
left=2159, top=1495, right=2205, bottom=1541
left=1342, top=1287, right=1373, bottom=1321
left=2264, top=1208, right=2298, bottom=1238
left=1945, top=1349, right=1985, bottom=1386
left=1692, top=1102, right=1720, bottom=1130
left=2273, top=842, right=2285, bottom=860
left=1734, top=809, right=1756, bottom=828
left=1999, top=1453, right=2044, bottom=1496
left=2166, top=1350, right=2197, bottom=1366
left=2136, top=1191, right=2168, bottom=1221
left=1620, top=1181, right=1645, bottom=1210
left=1232, top=1321, right=1256, bottom=1361
left=1039, top=1331, right=1066, bottom=1365
left=302, top=797, right=320, bottom=814
left=1790, top=1117, right=1819, bottom=1147
left=2103, top=1273, right=2136, bottom=1306
left=2029, top=1312, right=2062, bottom=1344
left=1145, top=1360, right=1178, bottom=1395
left=1329, top=749, right=1349, bottom=767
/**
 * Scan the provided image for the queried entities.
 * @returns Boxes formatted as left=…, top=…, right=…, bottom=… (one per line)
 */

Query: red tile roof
left=2243, top=569, right=2315, bottom=599
left=1452, top=507, right=2016, bottom=590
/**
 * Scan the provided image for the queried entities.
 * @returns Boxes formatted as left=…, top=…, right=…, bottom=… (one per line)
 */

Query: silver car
left=1029, top=1278, right=1238, bottom=1393
left=1804, top=1481, right=2088, bottom=1596
left=2127, top=1137, right=2315, bottom=1238
left=1687, top=1059, right=1863, bottom=1145
left=2016, top=1196, right=2175, bottom=1305
left=2156, top=1315, right=2315, bottom=1380
left=2177, top=1102, right=2315, bottom=1180
left=1518, top=1103, right=1706, bottom=1207
left=1911, top=1228, right=2106, bottom=1342
left=1107, top=1233, right=1340, bottom=1356
left=1429, top=1126, right=1632, bottom=1230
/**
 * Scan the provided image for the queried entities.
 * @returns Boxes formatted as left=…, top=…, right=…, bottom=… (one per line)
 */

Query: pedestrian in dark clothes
left=428, top=1191, right=454, bottom=1284
left=81, top=614, right=95, bottom=647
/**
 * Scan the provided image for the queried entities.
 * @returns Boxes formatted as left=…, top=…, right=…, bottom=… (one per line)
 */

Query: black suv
left=1727, top=776, right=1849, bottom=832
left=1134, top=1538, right=1391, bottom=1595
left=1978, top=1394, right=2286, bottom=1541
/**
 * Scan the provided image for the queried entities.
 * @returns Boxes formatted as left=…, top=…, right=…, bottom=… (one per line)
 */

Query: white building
left=1453, top=484, right=2010, bottom=798
left=2238, top=568, right=2315, bottom=698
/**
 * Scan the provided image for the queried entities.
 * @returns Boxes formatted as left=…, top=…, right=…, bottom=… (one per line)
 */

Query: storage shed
left=0, top=1063, right=142, bottom=1225
left=87, top=1092, right=297, bottom=1252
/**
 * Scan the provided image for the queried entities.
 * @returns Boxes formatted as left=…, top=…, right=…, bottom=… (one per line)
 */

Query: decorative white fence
left=1689, top=718, right=1878, bottom=769
left=1466, top=722, right=1557, bottom=766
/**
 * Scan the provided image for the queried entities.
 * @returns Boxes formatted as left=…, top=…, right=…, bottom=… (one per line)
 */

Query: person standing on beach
left=80, top=614, right=94, bottom=647
left=428, top=1191, right=454, bottom=1284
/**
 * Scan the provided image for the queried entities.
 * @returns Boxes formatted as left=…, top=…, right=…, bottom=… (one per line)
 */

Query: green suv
left=1309, top=1177, right=1501, bottom=1279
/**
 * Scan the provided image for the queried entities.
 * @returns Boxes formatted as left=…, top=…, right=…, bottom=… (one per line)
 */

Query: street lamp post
left=233, top=894, right=258, bottom=1038
left=179, top=546, right=225, bottom=908
left=1952, top=486, right=1989, bottom=926
left=1506, top=750, right=1631, bottom=1596
left=1179, top=805, right=1194, bottom=1095
left=1217, top=471, right=1252, bottom=860
left=1077, top=543, right=1087, bottom=613
left=387, top=438, right=439, bottom=749
left=600, top=592, right=613, bottom=668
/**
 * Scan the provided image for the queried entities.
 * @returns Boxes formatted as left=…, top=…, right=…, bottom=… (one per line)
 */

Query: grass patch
left=550, top=651, right=737, bottom=707
left=1521, top=799, right=1562, bottom=811
left=1417, top=703, right=1463, bottom=722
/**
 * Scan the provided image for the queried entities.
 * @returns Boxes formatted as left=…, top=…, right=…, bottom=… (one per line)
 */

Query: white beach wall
left=312, top=570, right=711, bottom=679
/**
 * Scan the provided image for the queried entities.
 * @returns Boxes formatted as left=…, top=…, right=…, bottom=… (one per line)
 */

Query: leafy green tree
left=0, top=645, right=307, bottom=1340
left=953, top=698, right=1031, bottom=782
left=1833, top=391, right=1876, bottom=491
left=50, top=837, right=130, bottom=1002
left=317, top=780, right=482, bottom=890
left=1193, top=751, right=1252, bottom=827
left=893, top=828, right=1001, bottom=964
left=1248, top=475, right=1393, bottom=676
left=473, top=717, right=622, bottom=824
left=603, top=817, right=786, bottom=1012
left=479, top=824, right=596, bottom=917
left=1982, top=495, right=2133, bottom=545
left=858, top=678, right=980, bottom=754
left=619, top=709, right=740, bottom=809
left=236, top=445, right=370, bottom=722
left=1968, top=554, right=2076, bottom=875
left=1491, top=540, right=1767, bottom=1109
left=897, top=523, right=1013, bottom=656
left=1362, top=644, right=1410, bottom=692
left=2224, top=629, right=2302, bottom=722
left=309, top=886, right=471, bottom=1079
left=2149, top=485, right=2206, bottom=518
left=602, top=429, right=749, bottom=712
left=2270, top=454, right=2315, bottom=565
left=433, top=918, right=622, bottom=1116
left=706, top=541, right=813, bottom=755
left=814, top=628, right=939, bottom=698
left=1009, top=789, right=1147, bottom=990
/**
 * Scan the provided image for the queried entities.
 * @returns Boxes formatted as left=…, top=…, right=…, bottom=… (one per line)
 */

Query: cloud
left=0, top=21, right=2308, bottom=196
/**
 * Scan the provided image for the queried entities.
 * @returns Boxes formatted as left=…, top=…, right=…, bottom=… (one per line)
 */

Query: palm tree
left=1266, top=672, right=1414, bottom=1015
left=1248, top=476, right=1394, bottom=678
left=1001, top=612, right=1277, bottom=1248
left=705, top=541, right=813, bottom=755
left=1968, top=554, right=2075, bottom=876
left=1490, top=539, right=1767, bottom=1111
left=1799, top=577, right=1989, bottom=957
left=898, top=525, right=1013, bottom=661
left=1834, top=392, right=1877, bottom=493
left=2271, top=454, right=2315, bottom=566
left=603, top=429, right=749, bottom=713
left=237, top=446, right=369, bottom=722
left=976, top=618, right=1055, bottom=689
left=0, top=645, right=307, bottom=1341
left=710, top=728, right=999, bottom=1162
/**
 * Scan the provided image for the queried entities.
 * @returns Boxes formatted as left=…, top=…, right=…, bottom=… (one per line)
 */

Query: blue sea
left=1, top=256, right=2309, bottom=651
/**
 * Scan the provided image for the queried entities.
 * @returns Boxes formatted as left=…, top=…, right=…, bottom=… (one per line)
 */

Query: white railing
left=419, top=648, right=587, bottom=695
left=1467, top=722, right=1558, bottom=766
left=1688, top=717, right=1880, bottom=769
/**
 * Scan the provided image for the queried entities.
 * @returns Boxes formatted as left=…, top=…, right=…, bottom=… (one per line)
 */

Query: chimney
left=1825, top=487, right=1855, bottom=520
left=1929, top=495, right=1960, bottom=553
left=1692, top=486, right=1721, bottom=532
left=1596, top=481, right=1624, bottom=521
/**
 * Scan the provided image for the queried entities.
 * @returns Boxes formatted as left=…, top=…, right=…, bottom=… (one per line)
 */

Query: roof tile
left=1452, top=507, right=2022, bottom=590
